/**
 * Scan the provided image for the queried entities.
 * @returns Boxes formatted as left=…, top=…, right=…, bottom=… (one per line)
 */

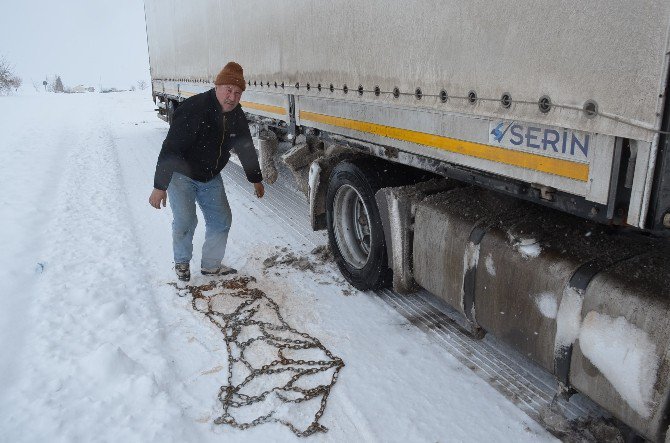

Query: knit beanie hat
left=214, top=62, right=246, bottom=91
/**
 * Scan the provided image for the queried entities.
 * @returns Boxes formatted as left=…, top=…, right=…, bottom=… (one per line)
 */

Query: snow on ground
left=0, top=91, right=556, bottom=442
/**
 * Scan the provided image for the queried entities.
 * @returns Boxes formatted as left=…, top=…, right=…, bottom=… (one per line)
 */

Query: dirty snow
left=256, top=131, right=278, bottom=185
left=308, top=161, right=321, bottom=202
left=461, top=242, right=480, bottom=315
left=535, top=292, right=558, bottom=319
left=464, top=241, right=480, bottom=271
left=0, top=91, right=554, bottom=442
left=579, top=312, right=659, bottom=418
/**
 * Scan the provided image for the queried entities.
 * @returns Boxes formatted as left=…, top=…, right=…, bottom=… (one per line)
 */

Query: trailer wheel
left=326, top=161, right=390, bottom=290
left=166, top=100, right=175, bottom=125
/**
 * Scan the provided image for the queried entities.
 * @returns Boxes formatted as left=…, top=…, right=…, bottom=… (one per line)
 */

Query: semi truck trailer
left=144, top=1, right=670, bottom=440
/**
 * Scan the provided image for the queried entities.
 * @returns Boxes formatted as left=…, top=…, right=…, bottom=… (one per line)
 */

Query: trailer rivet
left=415, top=88, right=422, bottom=100
left=583, top=100, right=598, bottom=118
left=306, top=83, right=311, bottom=90
left=539, top=95, right=552, bottom=113
left=440, top=89, right=448, bottom=103
left=329, top=83, right=334, bottom=92
left=343, top=84, right=348, bottom=94
left=374, top=85, right=381, bottom=96
left=468, top=90, right=477, bottom=104
left=358, top=85, right=364, bottom=96
left=501, top=93, right=512, bottom=109
left=317, top=83, right=322, bottom=91
left=663, top=212, right=670, bottom=228
left=393, top=87, right=400, bottom=98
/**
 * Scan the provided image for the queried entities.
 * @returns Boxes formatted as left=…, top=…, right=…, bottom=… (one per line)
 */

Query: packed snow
left=517, top=241, right=542, bottom=259
left=0, top=91, right=555, bottom=442
left=507, top=233, right=542, bottom=259
left=554, top=286, right=584, bottom=353
left=579, top=312, right=659, bottom=418
left=308, top=161, right=321, bottom=212
left=553, top=283, right=659, bottom=417
left=535, top=292, right=558, bottom=319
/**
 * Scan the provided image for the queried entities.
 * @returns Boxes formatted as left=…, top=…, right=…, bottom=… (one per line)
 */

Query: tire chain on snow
left=177, top=276, right=344, bottom=437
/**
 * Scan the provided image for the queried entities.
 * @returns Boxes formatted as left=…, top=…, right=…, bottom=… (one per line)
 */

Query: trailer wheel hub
left=333, top=184, right=371, bottom=269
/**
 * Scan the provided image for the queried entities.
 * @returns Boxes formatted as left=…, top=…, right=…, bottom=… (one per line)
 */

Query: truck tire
left=326, top=161, right=390, bottom=290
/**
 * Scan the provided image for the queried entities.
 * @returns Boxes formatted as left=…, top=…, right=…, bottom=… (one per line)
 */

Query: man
left=149, top=61, right=264, bottom=282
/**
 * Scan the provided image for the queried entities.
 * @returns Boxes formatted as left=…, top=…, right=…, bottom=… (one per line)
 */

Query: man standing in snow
left=149, top=62, right=264, bottom=282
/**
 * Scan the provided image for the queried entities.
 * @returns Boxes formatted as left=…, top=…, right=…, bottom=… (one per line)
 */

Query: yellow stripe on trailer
left=240, top=101, right=285, bottom=116
left=300, top=111, right=589, bottom=182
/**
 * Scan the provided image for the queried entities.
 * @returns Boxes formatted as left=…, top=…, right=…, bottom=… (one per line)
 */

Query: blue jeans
left=167, top=172, right=232, bottom=270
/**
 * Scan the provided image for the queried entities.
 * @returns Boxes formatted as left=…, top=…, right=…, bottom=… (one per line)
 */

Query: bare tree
left=137, top=79, right=148, bottom=90
left=0, top=56, right=22, bottom=94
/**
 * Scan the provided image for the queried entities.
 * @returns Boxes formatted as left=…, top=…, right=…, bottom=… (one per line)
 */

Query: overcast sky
left=0, top=0, right=150, bottom=89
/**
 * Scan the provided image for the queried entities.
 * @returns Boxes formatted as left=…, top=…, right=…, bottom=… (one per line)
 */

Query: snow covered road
left=0, top=91, right=556, bottom=442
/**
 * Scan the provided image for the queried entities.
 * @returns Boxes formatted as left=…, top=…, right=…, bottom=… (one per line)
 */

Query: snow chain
left=180, top=276, right=344, bottom=437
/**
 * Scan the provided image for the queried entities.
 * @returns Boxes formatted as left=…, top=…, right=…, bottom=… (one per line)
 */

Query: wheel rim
left=333, top=184, right=371, bottom=269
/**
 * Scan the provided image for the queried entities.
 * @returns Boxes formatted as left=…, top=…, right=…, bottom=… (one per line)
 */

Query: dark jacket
left=153, top=89, right=262, bottom=190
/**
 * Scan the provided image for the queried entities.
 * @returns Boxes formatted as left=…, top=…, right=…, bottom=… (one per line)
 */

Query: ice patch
left=485, top=254, right=496, bottom=276
left=579, top=312, right=659, bottom=418
left=554, top=286, right=583, bottom=352
left=535, top=292, right=558, bottom=319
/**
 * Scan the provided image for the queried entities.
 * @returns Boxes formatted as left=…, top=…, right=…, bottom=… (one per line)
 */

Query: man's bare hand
left=253, top=182, right=265, bottom=198
left=149, top=188, right=167, bottom=209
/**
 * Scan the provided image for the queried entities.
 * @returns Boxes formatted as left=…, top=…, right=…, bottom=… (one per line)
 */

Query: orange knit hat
left=214, top=61, right=246, bottom=91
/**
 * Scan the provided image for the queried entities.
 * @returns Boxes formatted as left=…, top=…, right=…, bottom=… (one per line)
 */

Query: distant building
left=71, top=85, right=93, bottom=93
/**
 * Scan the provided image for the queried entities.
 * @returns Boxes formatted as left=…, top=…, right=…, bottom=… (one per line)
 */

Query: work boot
left=175, top=262, right=191, bottom=282
left=201, top=264, right=237, bottom=276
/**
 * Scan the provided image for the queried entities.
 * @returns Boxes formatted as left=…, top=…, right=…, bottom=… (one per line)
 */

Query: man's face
left=215, top=84, right=243, bottom=112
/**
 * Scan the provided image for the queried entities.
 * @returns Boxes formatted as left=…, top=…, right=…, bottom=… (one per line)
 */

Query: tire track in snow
left=1, top=106, right=190, bottom=442
left=0, top=123, right=79, bottom=401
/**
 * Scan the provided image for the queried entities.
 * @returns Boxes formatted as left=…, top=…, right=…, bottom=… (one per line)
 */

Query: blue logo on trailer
left=490, top=121, right=514, bottom=142
left=490, top=120, right=589, bottom=158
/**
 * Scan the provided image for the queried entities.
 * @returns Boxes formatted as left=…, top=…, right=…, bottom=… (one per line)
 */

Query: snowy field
left=0, top=91, right=555, bottom=442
